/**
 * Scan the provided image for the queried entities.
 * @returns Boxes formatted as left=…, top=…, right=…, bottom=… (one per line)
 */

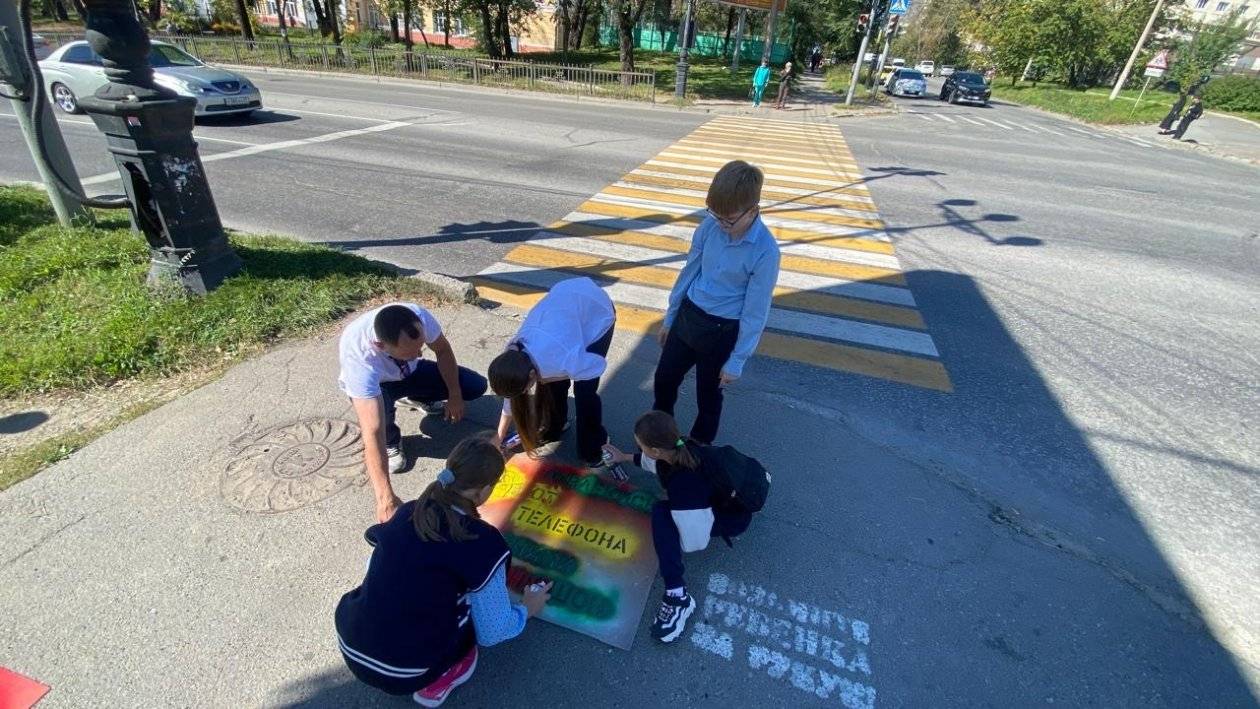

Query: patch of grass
left=989, top=81, right=1169, bottom=124
left=0, top=400, right=164, bottom=491
left=0, top=185, right=444, bottom=398
left=531, top=48, right=758, bottom=101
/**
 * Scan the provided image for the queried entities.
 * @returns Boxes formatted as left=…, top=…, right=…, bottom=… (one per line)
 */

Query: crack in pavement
left=2, top=514, right=88, bottom=571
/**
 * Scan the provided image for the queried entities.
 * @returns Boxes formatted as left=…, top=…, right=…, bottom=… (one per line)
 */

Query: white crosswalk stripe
left=903, top=111, right=1156, bottom=149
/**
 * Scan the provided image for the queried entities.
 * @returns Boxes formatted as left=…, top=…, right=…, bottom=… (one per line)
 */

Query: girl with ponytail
left=603, top=411, right=753, bottom=645
left=488, top=277, right=617, bottom=466
left=335, top=434, right=552, bottom=707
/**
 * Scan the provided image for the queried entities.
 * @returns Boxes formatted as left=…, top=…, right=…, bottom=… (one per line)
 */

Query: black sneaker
left=650, top=593, right=696, bottom=643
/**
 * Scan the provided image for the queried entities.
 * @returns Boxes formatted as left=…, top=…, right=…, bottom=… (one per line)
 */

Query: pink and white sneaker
left=413, top=645, right=478, bottom=707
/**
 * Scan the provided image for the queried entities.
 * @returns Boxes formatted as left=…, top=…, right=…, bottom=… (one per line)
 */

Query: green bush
left=346, top=29, right=390, bottom=48
left=1202, top=75, right=1260, bottom=112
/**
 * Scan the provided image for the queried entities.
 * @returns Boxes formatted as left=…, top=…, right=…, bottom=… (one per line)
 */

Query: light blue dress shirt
left=663, top=215, right=781, bottom=378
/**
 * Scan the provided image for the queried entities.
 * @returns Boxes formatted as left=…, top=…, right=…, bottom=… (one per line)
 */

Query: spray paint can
left=601, top=449, right=629, bottom=481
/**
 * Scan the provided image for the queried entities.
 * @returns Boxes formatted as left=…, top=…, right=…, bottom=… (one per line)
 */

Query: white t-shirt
left=338, top=303, right=443, bottom=399
left=500, top=278, right=615, bottom=414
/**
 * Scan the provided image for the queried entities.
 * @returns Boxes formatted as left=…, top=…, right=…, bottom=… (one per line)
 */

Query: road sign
left=1144, top=66, right=1165, bottom=78
left=888, top=0, right=910, bottom=15
left=1146, top=49, right=1170, bottom=70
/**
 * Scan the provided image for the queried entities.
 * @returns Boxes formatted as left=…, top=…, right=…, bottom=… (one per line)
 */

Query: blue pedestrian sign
left=888, top=0, right=909, bottom=15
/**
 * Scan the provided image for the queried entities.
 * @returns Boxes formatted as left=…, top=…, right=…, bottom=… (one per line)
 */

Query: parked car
left=31, top=33, right=53, bottom=60
left=916, top=60, right=935, bottom=77
left=39, top=40, right=262, bottom=117
left=939, top=70, right=992, bottom=106
left=890, top=58, right=906, bottom=68
left=939, top=65, right=956, bottom=77
left=885, top=68, right=927, bottom=97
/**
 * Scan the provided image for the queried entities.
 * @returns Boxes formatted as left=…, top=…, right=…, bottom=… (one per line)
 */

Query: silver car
left=884, top=68, right=927, bottom=98
left=39, top=40, right=262, bottom=118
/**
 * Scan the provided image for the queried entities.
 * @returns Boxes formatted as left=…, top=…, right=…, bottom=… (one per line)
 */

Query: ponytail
left=634, top=410, right=699, bottom=469
left=413, top=434, right=505, bottom=542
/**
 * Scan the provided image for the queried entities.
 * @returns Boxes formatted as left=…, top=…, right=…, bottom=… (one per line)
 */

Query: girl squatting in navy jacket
left=603, top=411, right=752, bottom=643
left=335, top=435, right=552, bottom=707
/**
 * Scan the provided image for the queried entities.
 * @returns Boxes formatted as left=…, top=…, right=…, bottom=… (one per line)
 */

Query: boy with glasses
left=653, top=160, right=780, bottom=445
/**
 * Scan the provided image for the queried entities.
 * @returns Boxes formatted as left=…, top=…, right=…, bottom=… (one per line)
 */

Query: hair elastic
left=437, top=468, right=455, bottom=487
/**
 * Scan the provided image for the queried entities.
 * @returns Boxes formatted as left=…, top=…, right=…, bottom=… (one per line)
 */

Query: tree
left=1167, top=8, right=1252, bottom=96
left=557, top=0, right=599, bottom=52
left=609, top=0, right=650, bottom=73
left=234, top=0, right=256, bottom=40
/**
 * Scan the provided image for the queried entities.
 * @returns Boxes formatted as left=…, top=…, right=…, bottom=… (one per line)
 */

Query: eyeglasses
left=707, top=204, right=758, bottom=229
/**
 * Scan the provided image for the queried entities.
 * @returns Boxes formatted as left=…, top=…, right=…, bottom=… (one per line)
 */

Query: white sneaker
left=387, top=445, right=408, bottom=474
left=397, top=397, right=446, bottom=416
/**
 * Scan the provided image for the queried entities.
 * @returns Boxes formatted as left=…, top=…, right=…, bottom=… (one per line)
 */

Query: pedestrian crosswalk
left=472, top=115, right=952, bottom=392
left=904, top=110, right=1158, bottom=147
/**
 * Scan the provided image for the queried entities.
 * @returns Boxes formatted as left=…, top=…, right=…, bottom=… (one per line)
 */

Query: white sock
left=666, top=586, right=686, bottom=598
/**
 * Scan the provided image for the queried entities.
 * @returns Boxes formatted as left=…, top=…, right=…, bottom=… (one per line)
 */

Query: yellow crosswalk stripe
left=547, top=219, right=899, bottom=265
left=634, top=163, right=879, bottom=205
left=501, top=244, right=924, bottom=329
left=599, top=185, right=886, bottom=230
left=621, top=172, right=876, bottom=212
left=563, top=203, right=896, bottom=257
left=672, top=139, right=861, bottom=171
left=470, top=278, right=950, bottom=392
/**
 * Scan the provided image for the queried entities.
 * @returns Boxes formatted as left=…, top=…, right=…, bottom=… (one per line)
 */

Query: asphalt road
left=1, top=71, right=1257, bottom=707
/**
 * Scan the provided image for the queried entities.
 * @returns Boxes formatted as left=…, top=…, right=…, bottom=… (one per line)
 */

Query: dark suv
left=939, top=71, right=992, bottom=106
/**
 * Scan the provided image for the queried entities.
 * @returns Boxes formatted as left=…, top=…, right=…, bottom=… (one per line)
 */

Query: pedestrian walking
left=601, top=411, right=768, bottom=644
left=653, top=160, right=780, bottom=445
left=338, top=303, right=489, bottom=522
left=1158, top=94, right=1187, bottom=132
left=810, top=46, right=823, bottom=73
left=1172, top=96, right=1204, bottom=140
left=773, top=60, right=793, bottom=109
left=751, top=60, right=771, bottom=107
left=335, top=435, right=553, bottom=706
left=489, top=276, right=616, bottom=467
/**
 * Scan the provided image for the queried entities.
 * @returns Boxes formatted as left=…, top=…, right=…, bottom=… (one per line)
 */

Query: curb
left=410, top=270, right=478, bottom=303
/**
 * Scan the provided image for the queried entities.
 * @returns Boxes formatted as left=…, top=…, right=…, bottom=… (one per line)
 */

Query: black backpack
left=698, top=444, right=771, bottom=513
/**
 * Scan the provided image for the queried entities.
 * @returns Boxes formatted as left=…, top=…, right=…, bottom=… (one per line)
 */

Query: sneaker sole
left=655, top=596, right=696, bottom=644
left=413, top=650, right=478, bottom=707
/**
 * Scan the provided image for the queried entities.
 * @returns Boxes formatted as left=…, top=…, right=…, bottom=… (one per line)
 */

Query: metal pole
left=674, top=0, right=695, bottom=99
left=730, top=7, right=746, bottom=71
left=845, top=5, right=874, bottom=105
left=0, top=3, right=90, bottom=226
left=1110, top=0, right=1165, bottom=100
left=1129, top=75, right=1153, bottom=118
left=761, top=0, right=779, bottom=64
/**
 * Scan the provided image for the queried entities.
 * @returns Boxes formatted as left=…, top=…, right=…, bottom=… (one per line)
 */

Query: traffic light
left=857, top=13, right=869, bottom=32
left=888, top=14, right=900, bottom=33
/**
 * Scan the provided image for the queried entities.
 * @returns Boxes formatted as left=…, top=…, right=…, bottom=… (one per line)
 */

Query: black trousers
left=653, top=299, right=739, bottom=445
left=1173, top=114, right=1199, bottom=140
left=651, top=501, right=751, bottom=590
left=540, top=324, right=614, bottom=465
left=379, top=361, right=488, bottom=448
left=340, top=622, right=475, bottom=695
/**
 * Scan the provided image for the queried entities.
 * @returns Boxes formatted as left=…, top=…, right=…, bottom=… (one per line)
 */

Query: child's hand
left=523, top=581, right=553, bottom=617
left=601, top=443, right=631, bottom=464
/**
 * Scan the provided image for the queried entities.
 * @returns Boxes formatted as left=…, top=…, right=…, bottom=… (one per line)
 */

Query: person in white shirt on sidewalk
left=339, top=303, right=488, bottom=523
left=488, top=277, right=616, bottom=466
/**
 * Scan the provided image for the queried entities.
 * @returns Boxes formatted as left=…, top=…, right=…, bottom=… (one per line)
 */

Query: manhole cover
left=221, top=418, right=366, bottom=514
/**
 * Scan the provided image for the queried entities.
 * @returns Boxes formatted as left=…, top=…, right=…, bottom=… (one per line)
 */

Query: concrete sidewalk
left=2, top=297, right=1252, bottom=707
left=1112, top=111, right=1260, bottom=164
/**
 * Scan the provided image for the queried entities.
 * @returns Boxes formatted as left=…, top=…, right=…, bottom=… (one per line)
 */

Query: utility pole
left=79, top=0, right=243, bottom=294
left=674, top=0, right=696, bottom=99
left=0, top=1, right=89, bottom=226
left=730, top=7, right=746, bottom=71
left=845, top=4, right=875, bottom=105
left=1110, top=0, right=1165, bottom=100
left=761, top=0, right=779, bottom=64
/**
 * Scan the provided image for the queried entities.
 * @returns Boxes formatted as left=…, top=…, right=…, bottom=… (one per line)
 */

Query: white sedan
left=884, top=68, right=927, bottom=98
left=39, top=40, right=262, bottom=118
